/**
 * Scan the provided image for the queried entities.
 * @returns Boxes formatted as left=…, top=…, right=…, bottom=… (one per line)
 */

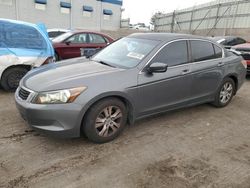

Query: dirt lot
left=0, top=78, right=250, bottom=188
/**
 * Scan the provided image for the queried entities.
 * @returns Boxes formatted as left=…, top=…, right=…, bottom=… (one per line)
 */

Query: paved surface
left=0, top=77, right=250, bottom=188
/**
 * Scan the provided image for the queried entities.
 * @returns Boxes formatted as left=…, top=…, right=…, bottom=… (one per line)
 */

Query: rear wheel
left=1, top=67, right=28, bottom=91
left=83, top=98, right=127, bottom=143
left=212, top=78, right=236, bottom=107
left=55, top=53, right=60, bottom=61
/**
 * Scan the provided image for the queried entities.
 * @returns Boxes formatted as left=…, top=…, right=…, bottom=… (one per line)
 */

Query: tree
left=150, top=11, right=164, bottom=25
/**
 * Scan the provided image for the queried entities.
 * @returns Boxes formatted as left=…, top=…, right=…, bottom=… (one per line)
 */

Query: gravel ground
left=0, top=77, right=250, bottom=188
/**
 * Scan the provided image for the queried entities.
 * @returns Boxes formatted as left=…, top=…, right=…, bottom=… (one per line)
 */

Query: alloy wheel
left=95, top=106, right=123, bottom=137
left=219, top=82, right=233, bottom=104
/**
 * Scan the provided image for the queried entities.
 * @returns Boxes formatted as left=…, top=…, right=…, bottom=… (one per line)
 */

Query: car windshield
left=52, top=32, right=72, bottom=43
left=92, top=37, right=160, bottom=68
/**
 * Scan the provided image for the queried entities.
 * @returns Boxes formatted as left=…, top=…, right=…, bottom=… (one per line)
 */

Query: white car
left=47, top=28, right=70, bottom=40
left=133, top=25, right=150, bottom=31
left=0, top=19, right=54, bottom=91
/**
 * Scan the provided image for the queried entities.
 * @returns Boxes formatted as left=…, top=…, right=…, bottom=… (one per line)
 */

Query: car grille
left=18, top=87, right=31, bottom=101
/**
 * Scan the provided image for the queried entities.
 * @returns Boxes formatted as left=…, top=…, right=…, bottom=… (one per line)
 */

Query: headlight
left=33, top=87, right=87, bottom=104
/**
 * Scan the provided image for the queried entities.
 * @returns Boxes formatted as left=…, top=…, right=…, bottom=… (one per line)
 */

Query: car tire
left=55, top=53, right=60, bottom=61
left=83, top=98, right=127, bottom=143
left=212, top=77, right=236, bottom=108
left=0, top=67, right=28, bottom=92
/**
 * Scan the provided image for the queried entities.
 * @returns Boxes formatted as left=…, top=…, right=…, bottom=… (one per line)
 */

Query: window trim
left=141, top=38, right=224, bottom=73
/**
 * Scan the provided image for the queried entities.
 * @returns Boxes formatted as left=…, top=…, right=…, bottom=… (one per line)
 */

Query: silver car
left=15, top=33, right=247, bottom=143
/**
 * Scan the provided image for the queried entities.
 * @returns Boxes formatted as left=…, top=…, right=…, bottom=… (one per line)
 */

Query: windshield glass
left=52, top=32, right=72, bottom=43
left=92, top=37, right=160, bottom=68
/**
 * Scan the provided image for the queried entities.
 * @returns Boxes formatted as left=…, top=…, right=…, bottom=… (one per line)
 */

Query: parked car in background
left=15, top=33, right=246, bottom=143
left=133, top=25, right=150, bottom=31
left=52, top=31, right=114, bottom=61
left=231, top=43, right=250, bottom=75
left=47, top=28, right=70, bottom=40
left=0, top=19, right=54, bottom=91
left=211, top=36, right=246, bottom=49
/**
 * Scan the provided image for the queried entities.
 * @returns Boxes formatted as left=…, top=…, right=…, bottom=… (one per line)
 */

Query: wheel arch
left=80, top=92, right=136, bottom=133
left=225, top=73, right=238, bottom=94
left=1, top=64, right=31, bottom=80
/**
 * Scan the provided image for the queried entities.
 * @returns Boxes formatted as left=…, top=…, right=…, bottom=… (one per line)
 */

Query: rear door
left=137, top=40, right=193, bottom=116
left=61, top=33, right=89, bottom=59
left=189, top=40, right=224, bottom=101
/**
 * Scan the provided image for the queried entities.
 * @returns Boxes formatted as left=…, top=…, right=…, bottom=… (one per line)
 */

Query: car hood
left=21, top=57, right=123, bottom=92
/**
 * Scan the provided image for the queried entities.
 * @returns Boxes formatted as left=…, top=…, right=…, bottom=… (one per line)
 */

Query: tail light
left=241, top=60, right=247, bottom=69
left=42, top=57, right=54, bottom=65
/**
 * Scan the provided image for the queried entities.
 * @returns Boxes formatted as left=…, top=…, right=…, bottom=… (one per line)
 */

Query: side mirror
left=147, top=62, right=168, bottom=73
left=65, top=41, right=71, bottom=45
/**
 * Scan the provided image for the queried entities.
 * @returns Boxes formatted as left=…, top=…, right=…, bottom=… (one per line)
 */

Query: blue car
left=0, top=19, right=54, bottom=91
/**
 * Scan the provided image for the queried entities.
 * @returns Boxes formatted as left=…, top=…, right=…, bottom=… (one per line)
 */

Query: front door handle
left=218, top=62, right=225, bottom=66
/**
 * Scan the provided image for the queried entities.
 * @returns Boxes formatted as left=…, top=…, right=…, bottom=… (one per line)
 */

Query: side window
left=89, top=34, right=106, bottom=44
left=151, top=40, right=188, bottom=67
left=225, top=39, right=235, bottom=46
left=236, top=38, right=246, bottom=45
left=48, top=32, right=58, bottom=38
left=66, top=33, right=88, bottom=44
left=191, top=41, right=215, bottom=62
left=57, top=31, right=65, bottom=36
left=213, top=44, right=222, bottom=58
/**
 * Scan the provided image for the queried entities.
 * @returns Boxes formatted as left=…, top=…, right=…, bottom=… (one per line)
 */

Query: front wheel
left=83, top=98, right=127, bottom=143
left=212, top=78, right=236, bottom=108
left=0, top=67, right=28, bottom=91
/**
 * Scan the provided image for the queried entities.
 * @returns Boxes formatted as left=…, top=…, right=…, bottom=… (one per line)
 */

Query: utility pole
left=189, top=6, right=195, bottom=34
left=170, top=11, right=175, bottom=33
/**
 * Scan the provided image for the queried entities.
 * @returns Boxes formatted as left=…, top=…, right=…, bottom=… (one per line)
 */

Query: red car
left=52, top=31, right=114, bottom=60
left=231, top=43, right=250, bottom=75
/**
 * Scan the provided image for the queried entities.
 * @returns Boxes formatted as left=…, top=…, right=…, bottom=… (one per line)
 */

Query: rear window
left=0, top=24, right=47, bottom=49
left=89, top=34, right=106, bottom=44
left=191, top=40, right=221, bottom=62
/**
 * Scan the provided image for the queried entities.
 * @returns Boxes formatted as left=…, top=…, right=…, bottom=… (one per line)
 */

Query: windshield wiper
left=92, top=60, right=116, bottom=68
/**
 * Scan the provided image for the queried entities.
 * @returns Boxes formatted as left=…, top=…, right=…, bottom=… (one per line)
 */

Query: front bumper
left=15, top=89, right=84, bottom=138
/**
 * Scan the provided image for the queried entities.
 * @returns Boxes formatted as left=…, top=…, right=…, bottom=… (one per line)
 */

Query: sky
left=122, top=0, right=215, bottom=25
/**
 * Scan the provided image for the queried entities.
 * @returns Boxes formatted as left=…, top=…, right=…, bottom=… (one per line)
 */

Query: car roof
left=69, top=30, right=113, bottom=39
left=47, top=28, right=70, bottom=32
left=128, top=33, right=215, bottom=43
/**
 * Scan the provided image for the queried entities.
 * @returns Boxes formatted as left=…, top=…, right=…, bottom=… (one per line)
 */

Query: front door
left=137, top=40, right=192, bottom=117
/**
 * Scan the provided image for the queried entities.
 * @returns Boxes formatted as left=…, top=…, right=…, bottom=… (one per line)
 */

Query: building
left=0, top=0, right=123, bottom=30
left=153, top=0, right=250, bottom=39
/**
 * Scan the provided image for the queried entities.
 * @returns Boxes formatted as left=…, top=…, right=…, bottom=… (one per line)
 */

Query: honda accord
left=15, top=33, right=247, bottom=143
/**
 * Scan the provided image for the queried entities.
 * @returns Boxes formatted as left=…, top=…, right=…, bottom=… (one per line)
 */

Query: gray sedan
left=15, top=33, right=247, bottom=143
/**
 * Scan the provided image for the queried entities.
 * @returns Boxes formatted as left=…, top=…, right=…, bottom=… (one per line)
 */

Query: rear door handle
left=182, top=69, right=190, bottom=75
left=218, top=62, right=225, bottom=66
